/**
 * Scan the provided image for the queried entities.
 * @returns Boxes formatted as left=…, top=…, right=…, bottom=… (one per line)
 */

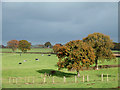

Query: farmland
left=1, top=48, right=119, bottom=88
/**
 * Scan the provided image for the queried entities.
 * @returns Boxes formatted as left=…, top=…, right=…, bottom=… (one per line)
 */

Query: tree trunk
left=95, top=58, right=99, bottom=70
left=12, top=48, right=15, bottom=52
left=77, top=71, right=80, bottom=77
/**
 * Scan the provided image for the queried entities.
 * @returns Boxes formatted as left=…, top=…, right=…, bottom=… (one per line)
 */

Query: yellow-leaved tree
left=83, top=33, right=115, bottom=70
left=18, top=40, right=31, bottom=53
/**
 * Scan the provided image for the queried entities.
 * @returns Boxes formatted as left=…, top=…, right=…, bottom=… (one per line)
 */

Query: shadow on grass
left=97, top=74, right=116, bottom=77
left=36, top=69, right=76, bottom=77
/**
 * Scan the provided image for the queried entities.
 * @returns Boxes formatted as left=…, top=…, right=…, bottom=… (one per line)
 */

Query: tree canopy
left=56, top=40, right=96, bottom=77
left=44, top=42, right=52, bottom=48
left=18, top=40, right=31, bottom=53
left=53, top=44, right=63, bottom=53
left=83, top=33, right=115, bottom=69
left=7, top=40, right=19, bottom=52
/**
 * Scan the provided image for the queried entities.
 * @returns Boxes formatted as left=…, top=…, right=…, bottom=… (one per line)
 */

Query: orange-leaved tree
left=56, top=40, right=96, bottom=77
left=7, top=40, right=19, bottom=52
left=18, top=40, right=31, bottom=53
left=53, top=44, right=63, bottom=53
left=83, top=33, right=115, bottom=70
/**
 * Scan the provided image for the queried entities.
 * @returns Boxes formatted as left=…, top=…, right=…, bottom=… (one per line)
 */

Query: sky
left=2, top=2, right=118, bottom=45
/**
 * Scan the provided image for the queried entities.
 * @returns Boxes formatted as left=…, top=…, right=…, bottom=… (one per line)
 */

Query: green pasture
left=112, top=50, right=120, bottom=52
left=1, top=48, right=120, bottom=53
left=0, top=48, right=53, bottom=53
left=2, top=52, right=119, bottom=88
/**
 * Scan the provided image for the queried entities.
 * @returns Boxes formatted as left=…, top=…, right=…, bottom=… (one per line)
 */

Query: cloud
left=2, top=2, right=118, bottom=45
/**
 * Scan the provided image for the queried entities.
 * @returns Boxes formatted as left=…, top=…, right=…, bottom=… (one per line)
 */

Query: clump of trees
left=18, top=40, right=31, bottom=53
left=55, top=33, right=116, bottom=76
left=7, top=40, right=19, bottom=52
left=7, top=40, right=31, bottom=53
left=44, top=42, right=52, bottom=48
left=83, top=33, right=115, bottom=70
left=56, top=40, right=96, bottom=77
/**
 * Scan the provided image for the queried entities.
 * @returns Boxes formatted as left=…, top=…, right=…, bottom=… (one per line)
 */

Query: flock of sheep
left=18, top=54, right=51, bottom=64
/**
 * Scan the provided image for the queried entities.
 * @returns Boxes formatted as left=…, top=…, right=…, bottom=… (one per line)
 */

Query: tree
left=44, top=42, right=52, bottom=48
left=53, top=44, right=63, bottom=53
left=18, top=40, right=31, bottom=53
left=83, top=33, right=115, bottom=70
left=7, top=40, right=19, bottom=52
left=56, top=40, right=96, bottom=77
left=0, top=45, right=5, bottom=48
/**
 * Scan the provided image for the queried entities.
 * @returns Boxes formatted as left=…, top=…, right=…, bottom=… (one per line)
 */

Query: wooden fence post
left=43, top=76, right=46, bottom=83
left=87, top=75, right=89, bottom=82
left=75, top=76, right=77, bottom=83
left=107, top=74, right=108, bottom=82
left=64, top=76, right=66, bottom=83
left=16, top=77, right=17, bottom=84
left=53, top=76, right=54, bottom=84
left=101, top=74, right=103, bottom=81
left=13, top=78, right=14, bottom=84
left=83, top=75, right=84, bottom=82
left=45, top=73, right=46, bottom=77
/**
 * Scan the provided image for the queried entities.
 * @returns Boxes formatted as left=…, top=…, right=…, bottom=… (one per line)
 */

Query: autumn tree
left=53, top=44, right=63, bottom=53
left=7, top=40, right=19, bottom=52
left=18, top=40, right=31, bottom=53
left=83, top=33, right=115, bottom=70
left=44, top=42, right=52, bottom=48
left=56, top=40, right=96, bottom=77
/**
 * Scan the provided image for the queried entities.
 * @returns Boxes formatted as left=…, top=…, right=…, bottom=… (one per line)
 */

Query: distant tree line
left=31, top=42, right=53, bottom=48
left=111, top=42, right=120, bottom=50
left=1, top=40, right=54, bottom=53
left=6, top=40, right=31, bottom=53
left=1, top=41, right=119, bottom=51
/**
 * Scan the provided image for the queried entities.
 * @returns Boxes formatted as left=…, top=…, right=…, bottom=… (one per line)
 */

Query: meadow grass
left=2, top=52, right=119, bottom=88
left=1, top=48, right=119, bottom=53
left=112, top=50, right=120, bottom=52
left=1, top=48, right=53, bottom=53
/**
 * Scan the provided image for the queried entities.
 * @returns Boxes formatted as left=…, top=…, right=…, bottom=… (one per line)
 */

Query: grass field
left=2, top=50, right=119, bottom=88
left=112, top=50, right=120, bottom=52
left=0, top=48, right=53, bottom=53
left=1, top=48, right=119, bottom=53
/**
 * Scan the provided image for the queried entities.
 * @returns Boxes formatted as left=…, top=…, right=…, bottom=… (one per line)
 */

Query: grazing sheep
left=35, top=58, right=39, bottom=61
left=24, top=60, right=27, bottom=62
left=19, top=62, right=22, bottom=64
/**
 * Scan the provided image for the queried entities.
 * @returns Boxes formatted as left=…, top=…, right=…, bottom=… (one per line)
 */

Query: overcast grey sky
left=2, top=2, right=118, bottom=45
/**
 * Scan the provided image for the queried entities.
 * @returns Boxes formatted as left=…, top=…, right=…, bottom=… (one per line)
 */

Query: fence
left=2, top=73, right=119, bottom=85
